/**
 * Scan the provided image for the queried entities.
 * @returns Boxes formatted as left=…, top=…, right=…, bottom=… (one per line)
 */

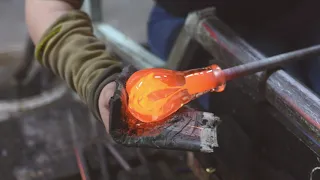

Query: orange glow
left=126, top=65, right=226, bottom=123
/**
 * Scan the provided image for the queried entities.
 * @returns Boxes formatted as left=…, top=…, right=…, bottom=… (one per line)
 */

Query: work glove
left=105, top=65, right=221, bottom=153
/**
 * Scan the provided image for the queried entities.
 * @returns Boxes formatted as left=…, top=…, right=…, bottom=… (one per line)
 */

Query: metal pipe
left=90, top=115, right=110, bottom=180
left=68, top=112, right=92, bottom=180
left=96, top=144, right=110, bottom=180
left=103, top=142, right=132, bottom=171
left=89, top=0, right=102, bottom=22
left=0, top=83, right=67, bottom=122
left=81, top=0, right=92, bottom=18
left=223, top=44, right=320, bottom=81
left=14, top=37, right=34, bottom=82
left=95, top=23, right=165, bottom=69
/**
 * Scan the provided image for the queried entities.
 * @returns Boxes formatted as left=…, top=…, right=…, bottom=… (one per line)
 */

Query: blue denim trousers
left=147, top=6, right=211, bottom=110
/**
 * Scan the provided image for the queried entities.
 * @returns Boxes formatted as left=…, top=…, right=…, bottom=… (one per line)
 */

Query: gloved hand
left=98, top=65, right=138, bottom=132
left=98, top=81, right=117, bottom=132
left=103, top=65, right=221, bottom=153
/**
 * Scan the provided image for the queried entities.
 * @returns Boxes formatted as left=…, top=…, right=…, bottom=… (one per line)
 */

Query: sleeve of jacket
left=35, top=10, right=122, bottom=121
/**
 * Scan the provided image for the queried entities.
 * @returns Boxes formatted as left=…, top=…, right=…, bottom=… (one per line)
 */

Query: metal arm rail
left=179, top=8, right=320, bottom=155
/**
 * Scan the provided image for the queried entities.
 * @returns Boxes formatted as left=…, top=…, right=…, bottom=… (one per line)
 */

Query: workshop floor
left=0, top=0, right=153, bottom=51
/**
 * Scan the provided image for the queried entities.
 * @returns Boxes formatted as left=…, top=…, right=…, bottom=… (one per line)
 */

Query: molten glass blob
left=126, top=65, right=226, bottom=123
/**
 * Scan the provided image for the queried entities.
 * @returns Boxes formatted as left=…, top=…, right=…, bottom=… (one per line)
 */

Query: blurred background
left=0, top=0, right=152, bottom=49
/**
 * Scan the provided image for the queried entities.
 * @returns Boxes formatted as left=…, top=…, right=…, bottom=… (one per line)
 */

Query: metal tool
left=103, top=141, right=132, bottom=171
left=222, top=44, right=320, bottom=81
left=68, top=112, right=92, bottom=180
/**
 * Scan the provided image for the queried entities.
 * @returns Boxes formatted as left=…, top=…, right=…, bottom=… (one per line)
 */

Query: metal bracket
left=166, top=28, right=200, bottom=70
left=169, top=7, right=320, bottom=155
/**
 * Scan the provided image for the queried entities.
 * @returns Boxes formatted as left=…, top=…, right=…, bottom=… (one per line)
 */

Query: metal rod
left=68, top=112, right=92, bottom=180
left=103, top=142, right=132, bottom=171
left=14, top=37, right=34, bottom=82
left=90, top=114, right=110, bottom=180
left=96, top=144, right=110, bottom=180
left=95, top=24, right=165, bottom=69
left=223, top=44, right=320, bottom=81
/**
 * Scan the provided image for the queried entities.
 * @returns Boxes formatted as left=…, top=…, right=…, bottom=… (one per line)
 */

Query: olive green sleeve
left=35, top=10, right=122, bottom=121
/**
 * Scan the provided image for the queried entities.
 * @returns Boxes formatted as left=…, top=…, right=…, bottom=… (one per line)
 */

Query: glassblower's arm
left=25, top=0, right=123, bottom=121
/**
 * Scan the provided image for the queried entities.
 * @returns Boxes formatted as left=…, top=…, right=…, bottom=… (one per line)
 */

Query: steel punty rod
left=223, top=44, right=320, bottom=81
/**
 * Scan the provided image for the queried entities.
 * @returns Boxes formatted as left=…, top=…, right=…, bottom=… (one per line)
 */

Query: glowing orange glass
left=125, top=65, right=226, bottom=123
